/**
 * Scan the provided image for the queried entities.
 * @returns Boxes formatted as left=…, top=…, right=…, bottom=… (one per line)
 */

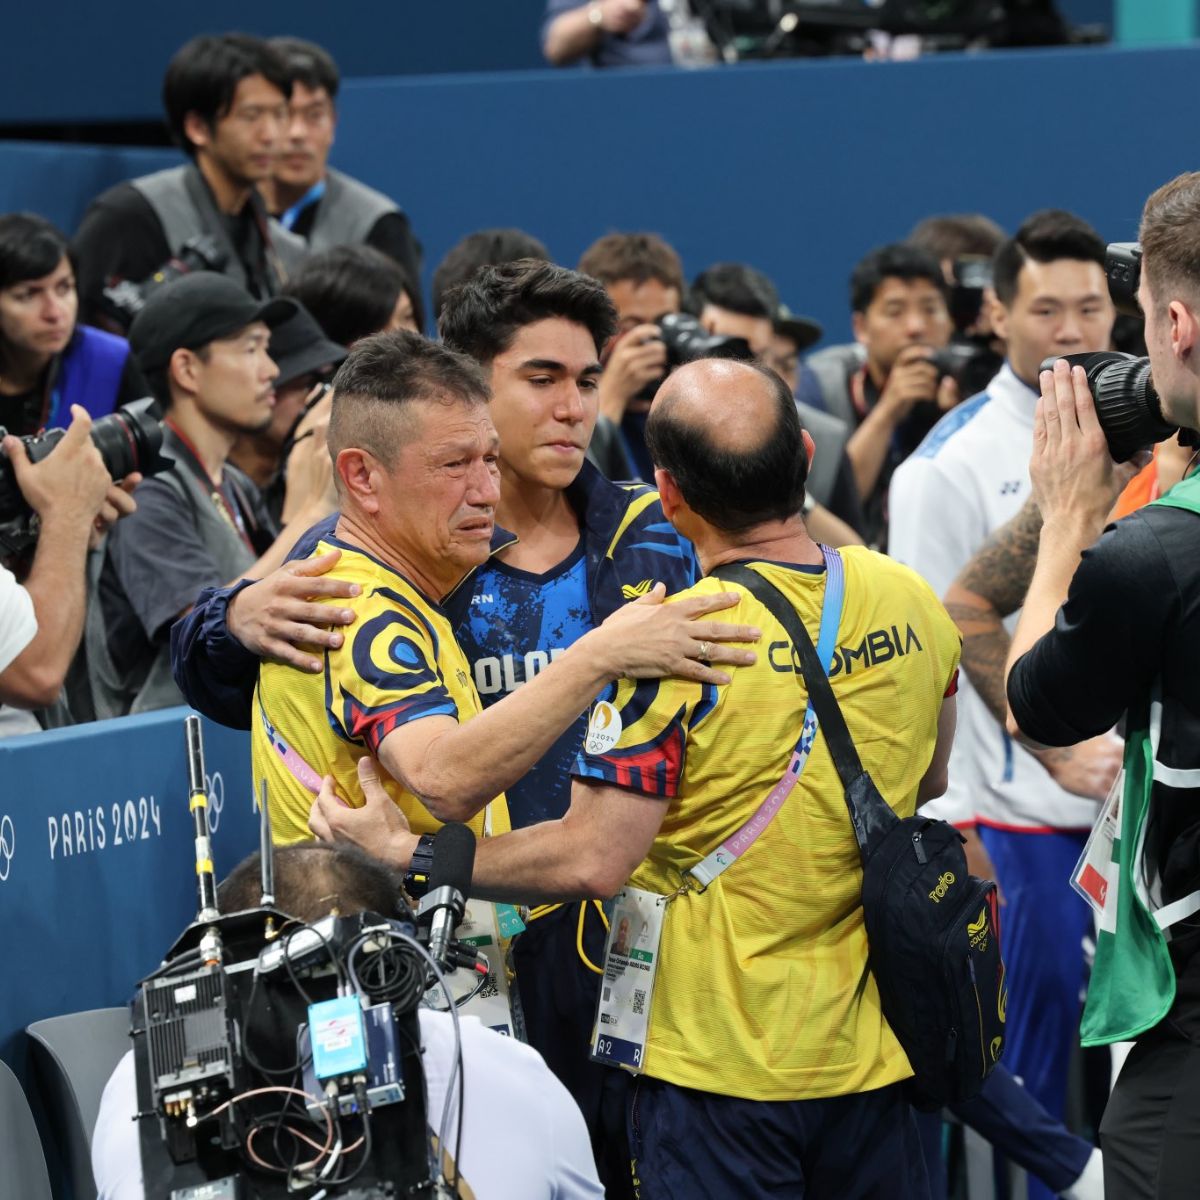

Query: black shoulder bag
left=712, top=562, right=1006, bottom=1108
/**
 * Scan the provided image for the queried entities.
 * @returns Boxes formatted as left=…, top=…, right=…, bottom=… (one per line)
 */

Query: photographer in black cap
left=90, top=274, right=336, bottom=717
left=1005, top=172, right=1200, bottom=1197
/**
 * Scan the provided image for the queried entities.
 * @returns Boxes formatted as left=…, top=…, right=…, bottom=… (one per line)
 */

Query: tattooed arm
left=944, top=496, right=1121, bottom=800
left=942, top=497, right=1042, bottom=724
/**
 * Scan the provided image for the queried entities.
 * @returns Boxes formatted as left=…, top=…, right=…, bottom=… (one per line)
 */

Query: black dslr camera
left=100, top=235, right=229, bottom=330
left=1041, top=241, right=1198, bottom=461
left=631, top=312, right=754, bottom=404
left=656, top=311, right=753, bottom=366
left=0, top=407, right=172, bottom=556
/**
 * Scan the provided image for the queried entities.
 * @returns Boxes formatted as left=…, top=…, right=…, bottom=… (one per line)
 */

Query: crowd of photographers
left=3, top=25, right=1200, bottom=1200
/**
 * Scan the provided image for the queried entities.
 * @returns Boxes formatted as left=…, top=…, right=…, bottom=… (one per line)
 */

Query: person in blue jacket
left=171, top=260, right=716, bottom=1200
left=0, top=213, right=147, bottom=436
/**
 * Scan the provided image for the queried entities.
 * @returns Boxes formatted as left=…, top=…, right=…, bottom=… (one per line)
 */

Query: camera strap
left=163, top=421, right=256, bottom=554
left=684, top=548, right=844, bottom=891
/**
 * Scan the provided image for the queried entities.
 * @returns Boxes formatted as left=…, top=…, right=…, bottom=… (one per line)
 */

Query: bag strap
left=712, top=554, right=864, bottom=789
left=712, top=552, right=897, bottom=860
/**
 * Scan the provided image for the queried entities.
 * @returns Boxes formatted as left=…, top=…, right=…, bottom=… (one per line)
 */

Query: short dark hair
left=992, top=209, right=1106, bottom=306
left=0, top=213, right=71, bottom=291
left=328, top=329, right=490, bottom=468
left=163, top=34, right=291, bottom=157
left=907, top=213, right=1006, bottom=263
left=431, top=229, right=551, bottom=326
left=439, top=259, right=617, bottom=366
left=850, top=244, right=946, bottom=314
left=691, top=263, right=780, bottom=320
left=577, top=233, right=685, bottom=295
left=1141, top=172, right=1200, bottom=310
left=285, top=244, right=414, bottom=347
left=218, top=843, right=406, bottom=921
left=268, top=36, right=340, bottom=99
left=645, top=364, right=808, bottom=534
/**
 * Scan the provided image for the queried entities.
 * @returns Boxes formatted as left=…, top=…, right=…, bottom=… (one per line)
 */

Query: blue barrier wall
left=0, top=708, right=255, bottom=1080
left=0, top=2, right=1118, bottom=125
left=0, top=1, right=547, bottom=125
left=0, top=42, right=1190, bottom=344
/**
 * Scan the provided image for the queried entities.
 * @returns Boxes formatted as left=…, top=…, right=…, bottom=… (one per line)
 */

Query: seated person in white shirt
left=92, top=838, right=604, bottom=1200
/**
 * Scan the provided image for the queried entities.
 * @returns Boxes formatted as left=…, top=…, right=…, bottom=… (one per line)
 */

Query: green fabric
left=1080, top=470, right=1200, bottom=1046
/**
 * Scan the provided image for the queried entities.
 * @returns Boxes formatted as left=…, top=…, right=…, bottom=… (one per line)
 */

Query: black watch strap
left=403, top=833, right=437, bottom=898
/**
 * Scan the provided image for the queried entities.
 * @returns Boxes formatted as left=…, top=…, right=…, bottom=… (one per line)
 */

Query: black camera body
left=656, top=311, right=752, bottom=367
left=0, top=407, right=172, bottom=557
left=101, top=235, right=229, bottom=330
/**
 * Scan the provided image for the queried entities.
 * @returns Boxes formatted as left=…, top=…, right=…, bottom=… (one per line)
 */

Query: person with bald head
left=315, top=356, right=962, bottom=1199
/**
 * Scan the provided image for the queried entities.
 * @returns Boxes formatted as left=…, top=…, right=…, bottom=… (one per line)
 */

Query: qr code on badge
left=632, top=988, right=646, bottom=1016
left=477, top=974, right=499, bottom=1001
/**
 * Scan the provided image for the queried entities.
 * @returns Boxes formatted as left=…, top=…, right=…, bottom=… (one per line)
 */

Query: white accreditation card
left=1071, top=769, right=1122, bottom=917
left=422, top=901, right=517, bottom=1037
left=590, top=886, right=667, bottom=1071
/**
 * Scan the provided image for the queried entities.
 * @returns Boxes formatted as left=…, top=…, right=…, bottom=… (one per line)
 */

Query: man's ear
left=1169, top=300, right=1199, bottom=363
left=169, top=347, right=202, bottom=399
left=851, top=310, right=868, bottom=347
left=653, top=467, right=682, bottom=520
left=337, top=448, right=381, bottom=513
left=801, top=429, right=816, bottom=474
left=986, top=294, right=1010, bottom=344
left=182, top=111, right=213, bottom=153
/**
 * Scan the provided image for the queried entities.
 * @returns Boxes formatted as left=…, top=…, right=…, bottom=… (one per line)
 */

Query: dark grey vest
left=805, top=342, right=868, bottom=429
left=130, top=164, right=307, bottom=291
left=305, top=168, right=399, bottom=253
left=795, top=399, right=851, bottom=510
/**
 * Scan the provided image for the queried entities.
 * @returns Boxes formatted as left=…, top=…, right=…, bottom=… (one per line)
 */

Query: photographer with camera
left=0, top=406, right=137, bottom=733
left=0, top=214, right=149, bottom=436
left=72, top=34, right=306, bottom=330
left=808, top=243, right=958, bottom=548
left=1005, top=173, right=1200, bottom=1198
left=888, top=212, right=1121, bottom=1194
left=91, top=274, right=336, bottom=718
left=92, top=840, right=605, bottom=1199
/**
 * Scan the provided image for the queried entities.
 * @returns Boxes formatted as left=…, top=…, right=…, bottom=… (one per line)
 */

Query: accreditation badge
left=590, top=885, right=667, bottom=1072
left=422, top=901, right=519, bottom=1038
left=1071, top=769, right=1122, bottom=917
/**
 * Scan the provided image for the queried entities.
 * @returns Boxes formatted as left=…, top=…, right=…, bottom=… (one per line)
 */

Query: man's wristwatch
left=403, top=833, right=437, bottom=898
left=587, top=1, right=604, bottom=28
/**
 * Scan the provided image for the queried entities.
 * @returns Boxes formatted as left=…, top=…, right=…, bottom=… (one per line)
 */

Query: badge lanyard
left=590, top=549, right=846, bottom=1072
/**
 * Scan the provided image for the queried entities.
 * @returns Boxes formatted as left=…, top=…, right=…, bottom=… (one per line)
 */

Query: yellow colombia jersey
left=574, top=547, right=961, bottom=1101
left=252, top=537, right=510, bottom=845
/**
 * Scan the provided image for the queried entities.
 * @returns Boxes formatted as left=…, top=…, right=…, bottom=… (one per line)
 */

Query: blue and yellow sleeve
left=326, top=590, right=459, bottom=754
left=572, top=676, right=716, bottom=798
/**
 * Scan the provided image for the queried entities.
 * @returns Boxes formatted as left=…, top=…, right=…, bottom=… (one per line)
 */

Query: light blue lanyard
left=687, top=548, right=845, bottom=890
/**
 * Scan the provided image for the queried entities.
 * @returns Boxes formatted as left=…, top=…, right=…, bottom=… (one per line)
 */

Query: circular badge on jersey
left=585, top=700, right=622, bottom=755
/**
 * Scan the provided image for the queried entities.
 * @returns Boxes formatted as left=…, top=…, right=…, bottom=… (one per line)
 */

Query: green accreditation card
left=496, top=903, right=526, bottom=938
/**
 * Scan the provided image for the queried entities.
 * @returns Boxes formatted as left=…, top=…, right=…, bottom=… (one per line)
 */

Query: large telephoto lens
left=88, top=408, right=165, bottom=480
left=1041, top=352, right=1176, bottom=462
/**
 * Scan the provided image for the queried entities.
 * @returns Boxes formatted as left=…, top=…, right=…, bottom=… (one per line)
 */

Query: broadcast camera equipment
left=1037, top=241, right=1198, bottom=461
left=0, top=406, right=172, bottom=558
left=132, top=717, right=485, bottom=1199
left=101, top=235, right=230, bottom=331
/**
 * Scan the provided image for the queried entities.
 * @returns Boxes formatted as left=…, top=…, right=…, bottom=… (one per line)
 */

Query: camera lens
left=89, top=409, right=165, bottom=480
left=1042, top=351, right=1176, bottom=462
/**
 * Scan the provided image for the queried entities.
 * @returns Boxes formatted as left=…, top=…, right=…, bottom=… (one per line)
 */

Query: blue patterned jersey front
left=457, top=541, right=594, bottom=828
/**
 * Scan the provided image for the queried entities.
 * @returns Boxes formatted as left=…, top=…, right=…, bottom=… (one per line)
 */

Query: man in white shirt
left=91, top=843, right=604, bottom=1200
left=888, top=209, right=1120, bottom=1200
left=0, top=405, right=136, bottom=732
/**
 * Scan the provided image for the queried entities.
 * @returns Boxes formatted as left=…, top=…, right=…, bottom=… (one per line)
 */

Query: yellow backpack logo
left=967, top=907, right=990, bottom=952
left=621, top=580, right=655, bottom=600
left=928, top=872, right=955, bottom=902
